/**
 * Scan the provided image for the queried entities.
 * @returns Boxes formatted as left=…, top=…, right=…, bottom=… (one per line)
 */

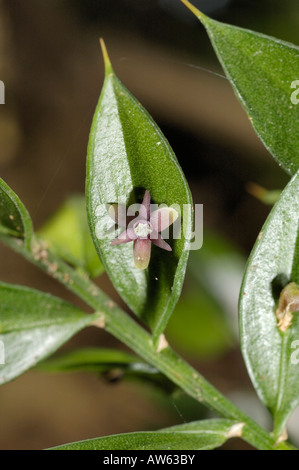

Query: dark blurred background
left=0, top=0, right=298, bottom=450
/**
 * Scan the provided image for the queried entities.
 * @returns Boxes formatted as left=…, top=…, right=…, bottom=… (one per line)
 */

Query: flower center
left=134, top=221, right=153, bottom=238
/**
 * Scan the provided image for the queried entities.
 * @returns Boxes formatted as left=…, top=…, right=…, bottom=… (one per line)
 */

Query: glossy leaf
left=239, top=171, right=299, bottom=438
left=37, top=347, right=174, bottom=392
left=0, top=177, right=33, bottom=250
left=86, top=41, right=193, bottom=340
left=38, top=196, right=104, bottom=278
left=51, top=419, right=239, bottom=450
left=0, top=282, right=95, bottom=384
left=181, top=0, right=299, bottom=175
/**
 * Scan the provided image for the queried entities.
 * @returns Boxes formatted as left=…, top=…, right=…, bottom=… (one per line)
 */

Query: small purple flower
left=110, top=190, right=179, bottom=270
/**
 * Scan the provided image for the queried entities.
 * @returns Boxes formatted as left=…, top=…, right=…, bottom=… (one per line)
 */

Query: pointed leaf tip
left=86, top=44, right=193, bottom=338
left=185, top=9, right=299, bottom=174
left=0, top=177, right=33, bottom=250
left=180, top=0, right=206, bottom=21
left=99, top=38, right=113, bottom=74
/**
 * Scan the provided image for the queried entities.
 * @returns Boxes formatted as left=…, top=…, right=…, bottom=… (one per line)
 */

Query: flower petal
left=151, top=233, right=172, bottom=251
left=138, top=190, right=151, bottom=220
left=111, top=228, right=137, bottom=245
left=133, top=238, right=151, bottom=270
left=150, top=207, right=179, bottom=232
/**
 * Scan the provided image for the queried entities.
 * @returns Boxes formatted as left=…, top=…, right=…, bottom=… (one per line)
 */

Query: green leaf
left=181, top=0, right=299, bottom=175
left=167, top=291, right=233, bottom=359
left=37, top=347, right=174, bottom=392
left=50, top=419, right=240, bottom=450
left=86, top=40, right=193, bottom=340
left=0, top=282, right=95, bottom=384
left=189, top=231, right=246, bottom=326
left=38, top=195, right=104, bottom=278
left=0, top=177, right=33, bottom=250
left=38, top=347, right=142, bottom=372
left=239, top=171, right=299, bottom=439
left=166, top=232, right=244, bottom=358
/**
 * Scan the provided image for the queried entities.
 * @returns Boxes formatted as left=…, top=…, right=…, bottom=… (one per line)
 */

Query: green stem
left=0, top=234, right=295, bottom=450
left=273, top=331, right=291, bottom=440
